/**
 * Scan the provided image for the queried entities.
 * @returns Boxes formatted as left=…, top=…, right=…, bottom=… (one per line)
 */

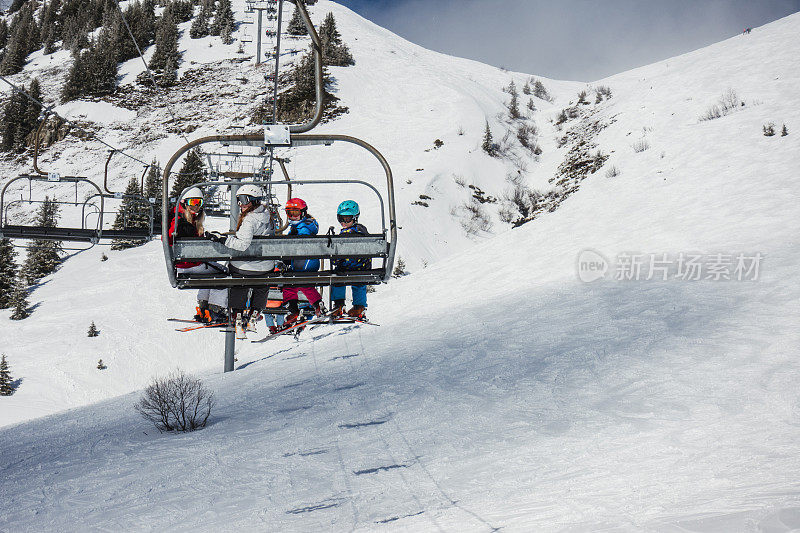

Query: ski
left=175, top=321, right=229, bottom=332
left=331, top=316, right=379, bottom=326
left=167, top=318, right=204, bottom=324
left=250, top=312, right=334, bottom=343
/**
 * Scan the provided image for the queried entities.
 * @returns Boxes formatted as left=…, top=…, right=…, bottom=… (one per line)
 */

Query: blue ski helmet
left=337, top=200, right=360, bottom=216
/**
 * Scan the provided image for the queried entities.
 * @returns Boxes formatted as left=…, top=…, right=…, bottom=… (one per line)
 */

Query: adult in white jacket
left=205, top=184, right=275, bottom=312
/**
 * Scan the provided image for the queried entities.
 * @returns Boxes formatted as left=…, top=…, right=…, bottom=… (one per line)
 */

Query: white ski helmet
left=182, top=186, right=204, bottom=202
left=236, top=183, right=263, bottom=199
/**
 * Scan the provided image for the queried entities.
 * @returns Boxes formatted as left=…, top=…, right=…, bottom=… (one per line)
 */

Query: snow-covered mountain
left=1, top=2, right=799, bottom=531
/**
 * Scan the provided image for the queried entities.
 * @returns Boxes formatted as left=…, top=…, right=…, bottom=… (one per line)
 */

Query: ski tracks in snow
left=263, top=323, right=501, bottom=532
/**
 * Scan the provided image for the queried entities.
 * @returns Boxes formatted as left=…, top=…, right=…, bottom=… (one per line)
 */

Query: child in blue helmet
left=331, top=200, right=371, bottom=317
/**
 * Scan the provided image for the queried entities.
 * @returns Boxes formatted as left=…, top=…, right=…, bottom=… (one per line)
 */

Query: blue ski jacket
left=287, top=216, right=320, bottom=271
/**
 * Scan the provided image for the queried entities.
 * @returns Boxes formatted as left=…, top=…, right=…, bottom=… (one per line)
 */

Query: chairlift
left=162, top=129, right=397, bottom=290
left=0, top=174, right=155, bottom=244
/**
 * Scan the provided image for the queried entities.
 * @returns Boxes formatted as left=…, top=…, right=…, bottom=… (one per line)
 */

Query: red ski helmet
left=285, top=198, right=307, bottom=211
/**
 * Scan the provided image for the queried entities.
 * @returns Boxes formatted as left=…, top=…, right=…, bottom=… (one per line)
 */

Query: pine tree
left=23, top=197, right=63, bottom=284
left=61, top=37, right=118, bottom=102
left=149, top=7, right=179, bottom=71
left=15, top=78, right=40, bottom=152
left=170, top=0, right=193, bottom=22
left=533, top=79, right=551, bottom=101
left=169, top=148, right=205, bottom=200
left=271, top=46, right=337, bottom=123
left=111, top=176, right=150, bottom=249
left=527, top=98, right=536, bottom=112
left=220, top=19, right=233, bottom=45
left=482, top=121, right=495, bottom=156
left=111, top=1, right=156, bottom=63
left=9, top=273, right=30, bottom=320
left=287, top=5, right=308, bottom=35
left=507, top=80, right=520, bottom=119
left=44, top=25, right=57, bottom=54
left=143, top=159, right=163, bottom=224
left=318, top=12, right=353, bottom=66
left=522, top=80, right=531, bottom=95
left=0, top=19, right=9, bottom=50
left=0, top=18, right=30, bottom=75
left=97, top=359, right=106, bottom=369
left=0, top=239, right=17, bottom=309
left=88, top=321, right=99, bottom=336
left=782, top=124, right=789, bottom=136
left=1, top=88, right=24, bottom=151
left=0, top=354, right=14, bottom=395
left=189, top=0, right=211, bottom=39
left=7, top=0, right=25, bottom=14
left=160, top=56, right=177, bottom=86
left=210, top=0, right=234, bottom=37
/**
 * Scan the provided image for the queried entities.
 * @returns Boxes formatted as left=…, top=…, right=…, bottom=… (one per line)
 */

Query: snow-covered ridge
left=1, top=3, right=799, bottom=531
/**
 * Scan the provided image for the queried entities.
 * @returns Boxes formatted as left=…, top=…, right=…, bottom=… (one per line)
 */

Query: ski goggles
left=337, top=214, right=355, bottom=224
left=237, top=194, right=256, bottom=205
left=285, top=208, right=303, bottom=217
left=184, top=198, right=203, bottom=207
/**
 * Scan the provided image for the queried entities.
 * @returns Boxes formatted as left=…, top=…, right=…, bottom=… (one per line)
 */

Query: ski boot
left=330, top=299, right=345, bottom=318
left=246, top=310, right=262, bottom=332
left=347, top=305, right=366, bottom=319
left=207, top=304, right=229, bottom=325
left=269, top=311, right=301, bottom=334
left=194, top=301, right=210, bottom=323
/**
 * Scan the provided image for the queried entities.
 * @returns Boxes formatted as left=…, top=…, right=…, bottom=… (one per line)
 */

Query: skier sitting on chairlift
left=331, top=200, right=370, bottom=319
left=168, top=187, right=227, bottom=323
left=204, top=184, right=276, bottom=324
left=270, top=197, right=325, bottom=333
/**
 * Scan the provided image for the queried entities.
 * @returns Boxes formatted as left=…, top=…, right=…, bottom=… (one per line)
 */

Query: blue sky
left=335, top=0, right=800, bottom=81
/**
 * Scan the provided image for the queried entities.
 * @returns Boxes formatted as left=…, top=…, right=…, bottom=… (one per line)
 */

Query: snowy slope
left=1, top=4, right=800, bottom=532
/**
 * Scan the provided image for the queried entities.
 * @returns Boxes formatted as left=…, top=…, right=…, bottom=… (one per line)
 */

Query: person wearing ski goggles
left=203, top=184, right=276, bottom=325
left=270, top=198, right=324, bottom=333
left=168, top=187, right=226, bottom=323
left=330, top=200, right=370, bottom=319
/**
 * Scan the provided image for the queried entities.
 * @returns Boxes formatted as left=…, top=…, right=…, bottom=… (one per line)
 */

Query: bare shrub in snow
left=499, top=173, right=543, bottom=227
left=135, top=371, right=214, bottom=432
left=781, top=124, right=788, bottom=136
left=699, top=89, right=742, bottom=121
left=516, top=123, right=538, bottom=150
left=605, top=165, right=620, bottom=178
left=763, top=123, right=776, bottom=136
left=596, top=85, right=612, bottom=99
left=632, top=139, right=650, bottom=153
left=719, top=88, right=740, bottom=113
left=392, top=258, right=407, bottom=278
left=577, top=90, right=588, bottom=105
left=493, top=129, right=515, bottom=158
left=700, top=105, right=722, bottom=121
left=453, top=174, right=467, bottom=188
left=452, top=199, right=492, bottom=235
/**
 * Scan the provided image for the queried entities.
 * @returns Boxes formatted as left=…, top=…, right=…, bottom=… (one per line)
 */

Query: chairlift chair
left=162, top=129, right=397, bottom=290
left=0, top=174, right=155, bottom=244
